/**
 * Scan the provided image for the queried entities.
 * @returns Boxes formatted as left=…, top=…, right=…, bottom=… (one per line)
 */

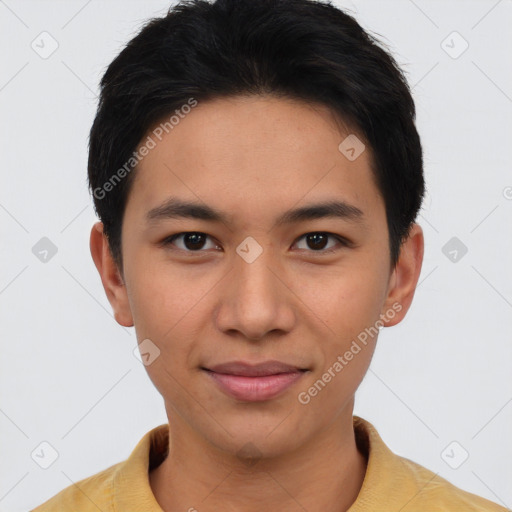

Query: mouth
left=201, top=360, right=309, bottom=402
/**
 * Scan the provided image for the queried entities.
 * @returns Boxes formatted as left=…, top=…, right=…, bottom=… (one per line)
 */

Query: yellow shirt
left=31, top=416, right=507, bottom=511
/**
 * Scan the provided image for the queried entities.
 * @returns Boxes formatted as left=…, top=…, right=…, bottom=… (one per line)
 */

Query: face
left=91, top=95, right=423, bottom=459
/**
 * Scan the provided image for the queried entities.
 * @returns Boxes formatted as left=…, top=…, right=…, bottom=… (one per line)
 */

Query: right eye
left=161, top=232, right=222, bottom=252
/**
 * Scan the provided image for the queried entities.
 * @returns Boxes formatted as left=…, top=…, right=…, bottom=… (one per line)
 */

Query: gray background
left=1, top=0, right=511, bottom=510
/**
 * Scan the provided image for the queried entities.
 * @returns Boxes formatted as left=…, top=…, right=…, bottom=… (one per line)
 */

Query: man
left=32, top=0, right=506, bottom=510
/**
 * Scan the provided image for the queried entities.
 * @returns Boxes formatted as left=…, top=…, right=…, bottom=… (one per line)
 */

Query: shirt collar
left=348, top=416, right=414, bottom=511
left=112, top=415, right=409, bottom=511
left=113, top=422, right=168, bottom=510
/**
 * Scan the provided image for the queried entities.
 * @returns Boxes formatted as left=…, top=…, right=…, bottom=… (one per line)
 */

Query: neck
left=149, top=409, right=367, bottom=512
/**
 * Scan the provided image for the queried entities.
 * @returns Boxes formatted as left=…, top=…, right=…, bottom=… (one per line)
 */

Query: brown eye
left=306, top=233, right=329, bottom=250
left=294, top=232, right=348, bottom=253
left=162, top=232, right=219, bottom=251
left=182, top=233, right=207, bottom=250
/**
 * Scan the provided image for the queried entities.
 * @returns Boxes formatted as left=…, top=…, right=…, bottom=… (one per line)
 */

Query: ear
left=380, top=223, right=424, bottom=327
left=90, top=221, right=134, bottom=327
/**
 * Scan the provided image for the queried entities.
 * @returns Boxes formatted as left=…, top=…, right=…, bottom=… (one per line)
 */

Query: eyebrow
left=146, top=196, right=365, bottom=227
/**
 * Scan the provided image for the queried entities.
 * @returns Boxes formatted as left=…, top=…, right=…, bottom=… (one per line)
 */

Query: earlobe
left=90, top=221, right=134, bottom=327
left=380, top=223, right=424, bottom=327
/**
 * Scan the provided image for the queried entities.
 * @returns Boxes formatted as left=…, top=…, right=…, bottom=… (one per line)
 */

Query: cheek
left=127, top=268, right=202, bottom=404
left=126, top=255, right=215, bottom=338
left=295, top=270, right=384, bottom=416
left=125, top=258, right=221, bottom=387
left=300, top=261, right=387, bottom=341
left=297, top=261, right=388, bottom=403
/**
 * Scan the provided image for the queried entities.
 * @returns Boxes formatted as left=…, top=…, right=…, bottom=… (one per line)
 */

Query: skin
left=90, top=95, right=424, bottom=512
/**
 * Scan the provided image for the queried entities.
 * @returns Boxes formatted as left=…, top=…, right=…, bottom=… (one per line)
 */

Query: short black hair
left=88, top=0, right=425, bottom=274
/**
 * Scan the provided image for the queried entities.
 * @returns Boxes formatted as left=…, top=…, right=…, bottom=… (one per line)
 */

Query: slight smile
left=201, top=360, right=309, bottom=402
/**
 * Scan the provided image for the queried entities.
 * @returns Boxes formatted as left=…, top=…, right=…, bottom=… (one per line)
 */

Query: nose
left=214, top=247, right=297, bottom=341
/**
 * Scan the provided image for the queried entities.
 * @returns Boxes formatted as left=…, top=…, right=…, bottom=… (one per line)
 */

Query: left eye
left=162, top=231, right=348, bottom=253
left=294, top=232, right=347, bottom=253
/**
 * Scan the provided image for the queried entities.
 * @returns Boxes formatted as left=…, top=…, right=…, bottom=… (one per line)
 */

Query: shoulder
left=395, top=455, right=508, bottom=512
left=352, top=416, right=508, bottom=512
left=30, top=461, right=120, bottom=512
left=30, top=423, right=166, bottom=511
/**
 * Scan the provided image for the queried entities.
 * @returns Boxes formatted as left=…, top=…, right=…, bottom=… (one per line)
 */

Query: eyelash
left=160, top=231, right=351, bottom=255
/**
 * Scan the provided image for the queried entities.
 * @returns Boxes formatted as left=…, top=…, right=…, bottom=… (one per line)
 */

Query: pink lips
left=202, top=360, right=307, bottom=402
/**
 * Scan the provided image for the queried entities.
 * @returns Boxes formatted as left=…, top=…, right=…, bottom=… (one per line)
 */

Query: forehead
left=124, top=95, right=384, bottom=228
